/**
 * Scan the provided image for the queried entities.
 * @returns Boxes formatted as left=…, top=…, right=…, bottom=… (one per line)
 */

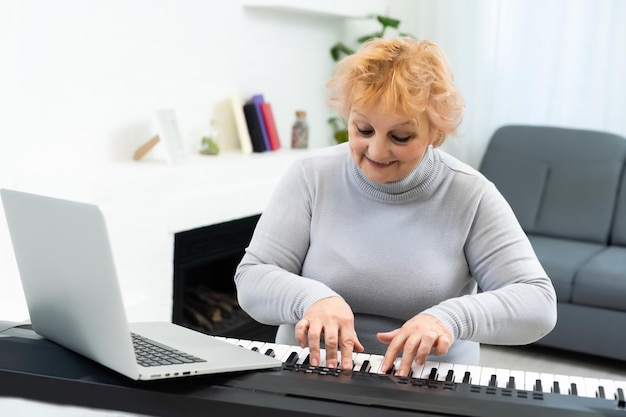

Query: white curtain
left=396, top=0, right=626, bottom=167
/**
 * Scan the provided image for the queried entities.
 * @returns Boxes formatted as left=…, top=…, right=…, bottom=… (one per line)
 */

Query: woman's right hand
left=295, top=296, right=364, bottom=370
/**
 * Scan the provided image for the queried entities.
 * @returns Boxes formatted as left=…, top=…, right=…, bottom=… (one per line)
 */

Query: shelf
left=241, top=0, right=389, bottom=19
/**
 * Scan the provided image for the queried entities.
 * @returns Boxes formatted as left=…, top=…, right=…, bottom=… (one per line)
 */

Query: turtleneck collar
left=349, top=145, right=441, bottom=202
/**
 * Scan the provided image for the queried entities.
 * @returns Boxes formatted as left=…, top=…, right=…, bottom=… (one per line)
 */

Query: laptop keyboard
left=132, top=333, right=207, bottom=367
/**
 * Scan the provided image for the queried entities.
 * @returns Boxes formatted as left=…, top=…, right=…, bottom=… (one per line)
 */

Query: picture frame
left=156, top=108, right=186, bottom=165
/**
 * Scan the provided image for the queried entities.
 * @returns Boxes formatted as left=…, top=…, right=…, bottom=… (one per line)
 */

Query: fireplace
left=172, top=214, right=277, bottom=342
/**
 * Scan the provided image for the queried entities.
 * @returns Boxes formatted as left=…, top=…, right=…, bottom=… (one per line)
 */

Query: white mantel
left=0, top=149, right=309, bottom=324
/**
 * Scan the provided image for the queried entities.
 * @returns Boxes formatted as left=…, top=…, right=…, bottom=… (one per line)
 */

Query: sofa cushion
left=535, top=302, right=626, bottom=361
left=479, top=152, right=548, bottom=230
left=480, top=125, right=626, bottom=244
left=528, top=234, right=605, bottom=302
left=612, top=168, right=626, bottom=245
left=571, top=246, right=626, bottom=312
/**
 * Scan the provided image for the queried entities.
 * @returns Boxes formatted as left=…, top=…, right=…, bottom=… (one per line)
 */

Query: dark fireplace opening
left=172, top=214, right=277, bottom=342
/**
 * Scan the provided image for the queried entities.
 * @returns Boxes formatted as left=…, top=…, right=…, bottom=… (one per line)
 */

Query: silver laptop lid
left=1, top=189, right=139, bottom=373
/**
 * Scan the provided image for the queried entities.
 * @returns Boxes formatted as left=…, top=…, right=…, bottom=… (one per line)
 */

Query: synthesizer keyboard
left=216, top=337, right=626, bottom=417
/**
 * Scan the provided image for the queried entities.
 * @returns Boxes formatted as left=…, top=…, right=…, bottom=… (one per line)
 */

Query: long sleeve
left=421, top=180, right=557, bottom=345
left=235, top=160, right=340, bottom=325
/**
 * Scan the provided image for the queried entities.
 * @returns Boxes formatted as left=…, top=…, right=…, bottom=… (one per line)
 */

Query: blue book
left=243, top=102, right=267, bottom=153
left=251, top=94, right=272, bottom=151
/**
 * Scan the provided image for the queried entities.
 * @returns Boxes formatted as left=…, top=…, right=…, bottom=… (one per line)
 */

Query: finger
left=294, top=318, right=309, bottom=348
left=433, top=334, right=452, bottom=356
left=352, top=335, right=365, bottom=353
left=306, top=323, right=323, bottom=367
left=376, top=328, right=400, bottom=345
left=414, top=332, right=437, bottom=365
left=380, top=334, right=405, bottom=373
left=322, top=324, right=339, bottom=368
left=339, top=336, right=356, bottom=370
left=397, top=337, right=421, bottom=377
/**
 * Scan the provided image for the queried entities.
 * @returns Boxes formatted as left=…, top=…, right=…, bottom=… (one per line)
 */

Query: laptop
left=0, top=188, right=282, bottom=381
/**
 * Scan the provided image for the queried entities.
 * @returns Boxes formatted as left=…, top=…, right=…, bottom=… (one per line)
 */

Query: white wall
left=1, top=1, right=341, bottom=167
left=0, top=0, right=402, bottom=322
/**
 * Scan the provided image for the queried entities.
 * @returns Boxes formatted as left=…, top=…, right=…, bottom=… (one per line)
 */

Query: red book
left=260, top=102, right=281, bottom=150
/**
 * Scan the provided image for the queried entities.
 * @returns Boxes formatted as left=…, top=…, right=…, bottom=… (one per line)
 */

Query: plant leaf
left=377, top=15, right=401, bottom=29
left=357, top=32, right=383, bottom=43
left=330, top=42, right=355, bottom=61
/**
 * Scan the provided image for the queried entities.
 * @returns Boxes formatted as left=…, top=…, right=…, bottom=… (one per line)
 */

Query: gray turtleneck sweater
left=235, top=142, right=557, bottom=365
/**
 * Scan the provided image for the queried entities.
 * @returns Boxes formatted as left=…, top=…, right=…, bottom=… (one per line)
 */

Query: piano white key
left=494, top=368, right=511, bottom=388
left=435, top=362, right=455, bottom=382
left=246, top=340, right=267, bottom=353
left=296, top=347, right=310, bottom=365
left=280, top=345, right=304, bottom=364
left=539, top=373, right=555, bottom=393
left=367, top=354, right=385, bottom=374
left=270, top=343, right=294, bottom=361
left=223, top=337, right=241, bottom=345
left=509, top=369, right=525, bottom=389
left=465, top=365, right=483, bottom=384
left=524, top=371, right=540, bottom=392
left=449, top=364, right=466, bottom=383
left=614, top=379, right=626, bottom=392
left=585, top=377, right=601, bottom=399
left=553, top=374, right=572, bottom=394
left=254, top=342, right=278, bottom=358
left=352, top=352, right=370, bottom=372
left=420, top=361, right=440, bottom=379
left=613, top=381, right=626, bottom=399
left=598, top=378, right=616, bottom=399
left=569, top=375, right=587, bottom=397
left=410, top=360, right=425, bottom=379
left=392, top=357, right=403, bottom=375
left=479, top=366, right=496, bottom=386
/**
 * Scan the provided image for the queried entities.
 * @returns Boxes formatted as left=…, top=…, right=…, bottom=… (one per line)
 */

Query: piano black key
left=534, top=379, right=543, bottom=392
left=598, top=386, right=606, bottom=399
left=385, top=364, right=395, bottom=375
left=428, top=367, right=437, bottom=380
left=264, top=348, right=275, bottom=358
left=571, top=383, right=578, bottom=396
left=553, top=381, right=560, bottom=394
left=445, top=369, right=454, bottom=382
left=285, top=351, right=299, bottom=364
left=359, top=360, right=371, bottom=373
left=507, top=376, right=516, bottom=389
left=617, top=387, right=625, bottom=408
left=488, top=375, right=497, bottom=387
left=302, top=354, right=311, bottom=366
left=462, top=371, right=471, bottom=384
left=251, top=346, right=259, bottom=352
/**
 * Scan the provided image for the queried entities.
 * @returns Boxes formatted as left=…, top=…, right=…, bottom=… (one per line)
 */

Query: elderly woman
left=235, top=38, right=556, bottom=377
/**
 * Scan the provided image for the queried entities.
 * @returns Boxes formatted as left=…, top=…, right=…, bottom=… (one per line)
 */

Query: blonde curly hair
left=326, top=38, right=464, bottom=147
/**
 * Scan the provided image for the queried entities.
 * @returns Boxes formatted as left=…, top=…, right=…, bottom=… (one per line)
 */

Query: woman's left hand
left=376, top=313, right=453, bottom=377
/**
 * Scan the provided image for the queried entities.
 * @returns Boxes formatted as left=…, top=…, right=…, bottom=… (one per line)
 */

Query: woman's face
left=348, top=105, right=433, bottom=184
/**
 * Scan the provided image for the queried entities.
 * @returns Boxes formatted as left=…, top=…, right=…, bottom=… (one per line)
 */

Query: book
left=260, top=102, right=281, bottom=150
left=243, top=102, right=267, bottom=153
left=251, top=94, right=272, bottom=151
left=230, top=94, right=253, bottom=154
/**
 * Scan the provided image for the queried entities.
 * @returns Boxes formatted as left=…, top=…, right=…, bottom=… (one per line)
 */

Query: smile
left=366, top=157, right=395, bottom=168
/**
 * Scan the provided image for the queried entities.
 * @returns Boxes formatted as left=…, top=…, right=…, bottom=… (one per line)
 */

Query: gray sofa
left=479, top=125, right=626, bottom=361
